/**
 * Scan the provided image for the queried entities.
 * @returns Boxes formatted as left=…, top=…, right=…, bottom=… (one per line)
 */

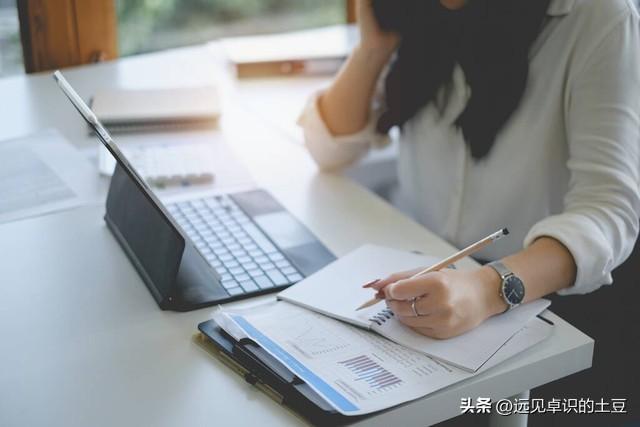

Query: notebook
left=90, top=87, right=221, bottom=133
left=278, top=244, right=550, bottom=372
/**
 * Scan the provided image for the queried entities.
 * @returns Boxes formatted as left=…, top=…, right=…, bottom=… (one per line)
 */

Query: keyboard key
left=219, top=254, right=234, bottom=262
left=229, top=267, right=245, bottom=275
left=199, top=230, right=214, bottom=239
left=213, top=247, right=229, bottom=256
left=247, top=268, right=262, bottom=278
left=237, top=255, right=252, bottom=264
left=275, top=259, right=292, bottom=269
left=259, top=261, right=275, bottom=271
left=239, top=280, right=259, bottom=292
left=268, top=253, right=285, bottom=261
left=248, top=249, right=263, bottom=258
left=265, top=269, right=288, bottom=286
left=221, top=279, right=238, bottom=290
left=227, top=224, right=242, bottom=233
left=205, top=198, right=221, bottom=208
left=254, top=275, right=274, bottom=289
left=223, top=260, right=239, bottom=269
left=231, top=249, right=247, bottom=258
left=212, top=225, right=225, bottom=233
left=209, top=241, right=224, bottom=250
left=280, top=266, right=298, bottom=276
left=190, top=200, right=205, bottom=209
left=234, top=273, right=250, bottom=282
left=227, top=243, right=241, bottom=251
left=242, top=262, right=258, bottom=271
left=243, top=224, right=277, bottom=253
left=226, top=286, right=244, bottom=296
left=254, top=255, right=269, bottom=264
left=237, top=237, right=252, bottom=245
left=287, top=273, right=303, bottom=283
left=220, top=273, right=233, bottom=282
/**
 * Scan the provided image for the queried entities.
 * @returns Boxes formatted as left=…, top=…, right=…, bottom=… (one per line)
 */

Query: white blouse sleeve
left=297, top=86, right=389, bottom=171
left=524, top=8, right=640, bottom=295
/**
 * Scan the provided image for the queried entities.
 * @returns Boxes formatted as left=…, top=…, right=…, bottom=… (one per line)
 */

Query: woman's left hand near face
left=368, top=268, right=503, bottom=339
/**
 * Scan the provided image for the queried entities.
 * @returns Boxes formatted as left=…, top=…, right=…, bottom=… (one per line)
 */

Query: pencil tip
left=502, top=228, right=510, bottom=236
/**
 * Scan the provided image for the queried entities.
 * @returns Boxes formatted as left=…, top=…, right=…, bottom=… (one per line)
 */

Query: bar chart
left=338, top=354, right=403, bottom=391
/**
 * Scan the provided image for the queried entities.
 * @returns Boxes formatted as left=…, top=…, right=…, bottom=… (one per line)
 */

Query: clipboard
left=195, top=319, right=371, bottom=426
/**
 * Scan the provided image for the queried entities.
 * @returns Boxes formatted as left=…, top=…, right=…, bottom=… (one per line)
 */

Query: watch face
left=503, top=276, right=525, bottom=305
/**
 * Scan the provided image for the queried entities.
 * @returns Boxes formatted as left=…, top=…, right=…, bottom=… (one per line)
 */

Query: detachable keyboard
left=167, top=194, right=304, bottom=298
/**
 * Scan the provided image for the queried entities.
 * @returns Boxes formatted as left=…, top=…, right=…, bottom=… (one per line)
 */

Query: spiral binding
left=369, top=308, right=394, bottom=326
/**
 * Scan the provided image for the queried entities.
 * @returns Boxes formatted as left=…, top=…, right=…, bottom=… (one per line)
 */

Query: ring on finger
left=411, top=297, right=422, bottom=317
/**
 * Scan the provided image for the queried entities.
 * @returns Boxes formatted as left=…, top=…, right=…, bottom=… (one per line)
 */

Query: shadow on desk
left=528, top=238, right=640, bottom=427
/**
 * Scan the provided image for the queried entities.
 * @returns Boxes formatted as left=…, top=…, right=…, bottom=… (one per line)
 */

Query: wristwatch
left=488, top=260, right=525, bottom=313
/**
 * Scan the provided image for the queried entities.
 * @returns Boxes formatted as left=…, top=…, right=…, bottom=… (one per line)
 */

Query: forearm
left=477, top=237, right=577, bottom=316
left=319, top=46, right=390, bottom=136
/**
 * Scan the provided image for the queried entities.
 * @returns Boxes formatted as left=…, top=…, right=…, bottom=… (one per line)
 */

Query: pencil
left=355, top=228, right=510, bottom=311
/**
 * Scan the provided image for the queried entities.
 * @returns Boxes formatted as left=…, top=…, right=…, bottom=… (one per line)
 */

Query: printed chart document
left=215, top=302, right=553, bottom=416
left=0, top=129, right=103, bottom=223
left=279, top=245, right=550, bottom=372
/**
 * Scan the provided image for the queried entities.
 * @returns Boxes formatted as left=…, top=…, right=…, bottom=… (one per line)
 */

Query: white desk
left=0, top=45, right=593, bottom=427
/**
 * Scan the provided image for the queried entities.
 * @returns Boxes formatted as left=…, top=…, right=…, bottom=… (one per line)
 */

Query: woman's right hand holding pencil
left=365, top=267, right=508, bottom=339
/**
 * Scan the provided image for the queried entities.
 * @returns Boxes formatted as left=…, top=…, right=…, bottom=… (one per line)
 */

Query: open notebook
left=279, top=245, right=550, bottom=372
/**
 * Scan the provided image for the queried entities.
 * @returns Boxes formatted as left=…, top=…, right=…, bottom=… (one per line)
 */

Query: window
left=117, top=0, right=346, bottom=57
left=0, top=0, right=23, bottom=77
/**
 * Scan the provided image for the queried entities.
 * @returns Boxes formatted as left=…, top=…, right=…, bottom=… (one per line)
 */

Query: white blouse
left=298, top=0, right=640, bottom=295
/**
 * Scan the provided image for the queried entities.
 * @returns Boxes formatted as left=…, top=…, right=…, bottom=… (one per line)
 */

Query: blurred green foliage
left=117, top=0, right=344, bottom=56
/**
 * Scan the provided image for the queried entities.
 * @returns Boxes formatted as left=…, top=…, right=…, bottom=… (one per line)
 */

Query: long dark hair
left=372, top=0, right=551, bottom=159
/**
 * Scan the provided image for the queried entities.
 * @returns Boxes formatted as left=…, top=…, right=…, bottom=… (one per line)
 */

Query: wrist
left=475, top=266, right=509, bottom=318
left=352, top=43, right=394, bottom=68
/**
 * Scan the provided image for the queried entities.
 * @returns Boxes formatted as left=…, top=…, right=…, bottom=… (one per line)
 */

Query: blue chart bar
left=339, top=355, right=403, bottom=390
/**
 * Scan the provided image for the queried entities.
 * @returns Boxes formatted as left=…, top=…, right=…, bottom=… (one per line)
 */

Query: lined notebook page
left=278, top=245, right=440, bottom=328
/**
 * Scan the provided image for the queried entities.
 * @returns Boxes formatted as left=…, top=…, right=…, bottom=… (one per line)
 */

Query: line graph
left=287, top=325, right=350, bottom=358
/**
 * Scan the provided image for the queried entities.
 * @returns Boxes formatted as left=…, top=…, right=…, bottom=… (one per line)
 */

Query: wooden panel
left=74, top=0, right=118, bottom=64
left=347, top=0, right=357, bottom=23
left=18, top=0, right=118, bottom=73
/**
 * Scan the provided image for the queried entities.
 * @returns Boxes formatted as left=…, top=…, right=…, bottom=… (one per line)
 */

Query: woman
left=298, top=0, right=640, bottom=339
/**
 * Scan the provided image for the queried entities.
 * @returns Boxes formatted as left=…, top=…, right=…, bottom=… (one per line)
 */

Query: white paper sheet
left=0, top=129, right=103, bottom=223
left=217, top=302, right=553, bottom=416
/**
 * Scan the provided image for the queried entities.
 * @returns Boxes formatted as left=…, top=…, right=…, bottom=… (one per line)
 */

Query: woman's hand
left=367, top=267, right=507, bottom=339
left=317, top=0, right=399, bottom=137
left=356, top=0, right=400, bottom=61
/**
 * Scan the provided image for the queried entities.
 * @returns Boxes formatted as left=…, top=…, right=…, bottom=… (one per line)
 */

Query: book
left=90, top=86, right=221, bottom=133
left=278, top=244, right=550, bottom=372
left=219, top=24, right=358, bottom=78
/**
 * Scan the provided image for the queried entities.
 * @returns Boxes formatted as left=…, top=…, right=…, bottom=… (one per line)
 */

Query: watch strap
left=488, top=260, right=512, bottom=280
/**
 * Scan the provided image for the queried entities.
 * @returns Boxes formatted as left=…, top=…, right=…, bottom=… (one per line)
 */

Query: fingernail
left=362, top=278, right=381, bottom=288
